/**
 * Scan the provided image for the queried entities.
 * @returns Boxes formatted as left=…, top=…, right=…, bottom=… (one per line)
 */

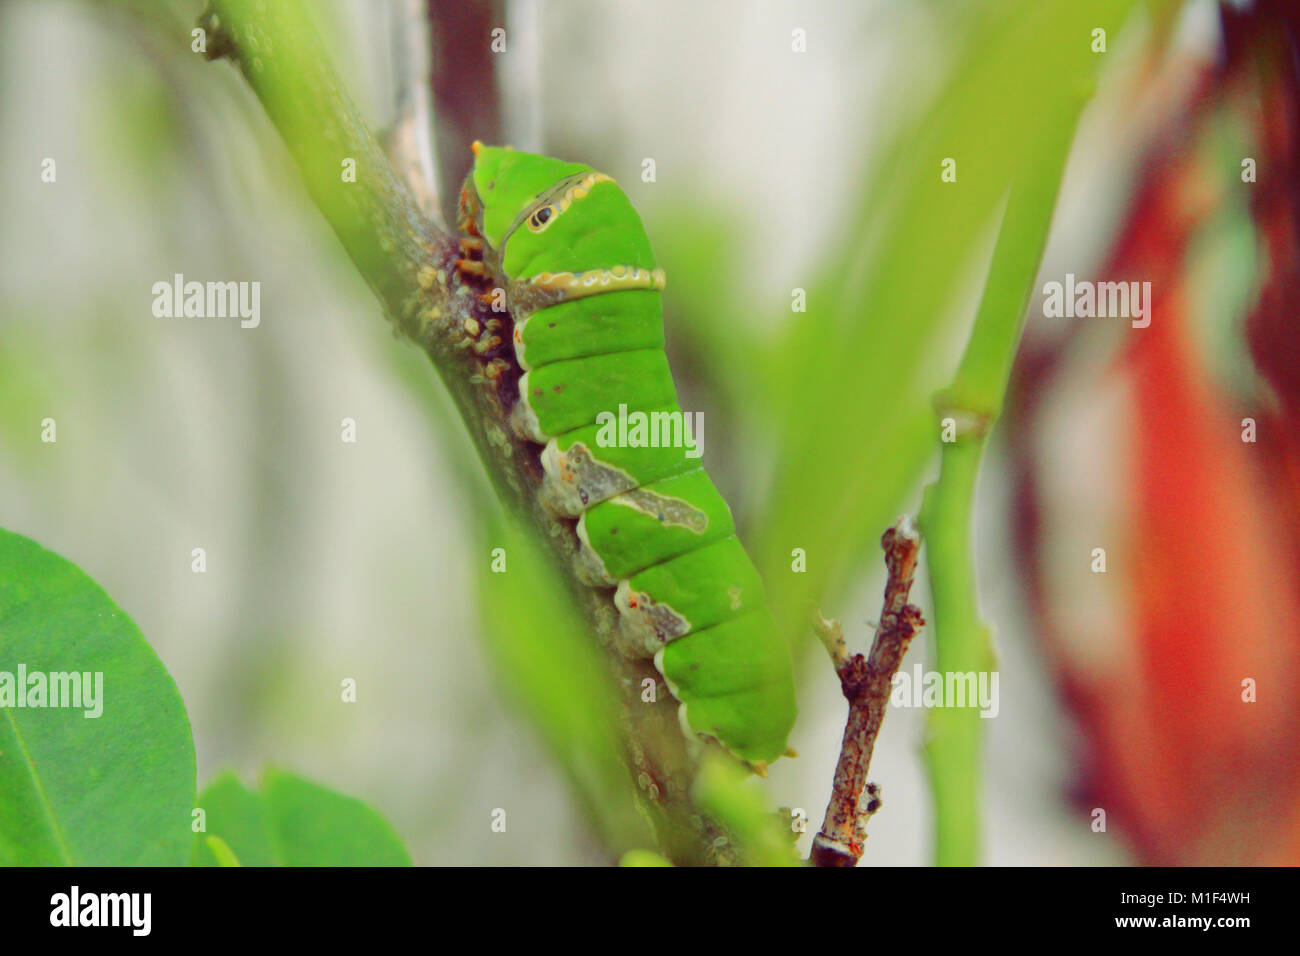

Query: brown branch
left=427, top=0, right=504, bottom=222
left=810, top=517, right=924, bottom=867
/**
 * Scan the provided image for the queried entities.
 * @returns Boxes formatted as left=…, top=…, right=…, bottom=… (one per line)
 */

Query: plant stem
left=811, top=520, right=924, bottom=867
left=918, top=114, right=1081, bottom=866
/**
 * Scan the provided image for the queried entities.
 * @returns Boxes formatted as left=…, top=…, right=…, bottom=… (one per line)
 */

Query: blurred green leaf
left=692, top=752, right=801, bottom=867
left=0, top=335, right=59, bottom=467
left=204, top=834, right=242, bottom=866
left=476, top=510, right=655, bottom=858
left=619, top=848, right=673, bottom=867
left=190, top=767, right=411, bottom=866
left=650, top=196, right=765, bottom=412
left=755, top=0, right=1141, bottom=635
left=0, top=527, right=196, bottom=865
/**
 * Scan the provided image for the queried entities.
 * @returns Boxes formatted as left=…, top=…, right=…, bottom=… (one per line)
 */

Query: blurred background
left=2, top=0, right=1297, bottom=865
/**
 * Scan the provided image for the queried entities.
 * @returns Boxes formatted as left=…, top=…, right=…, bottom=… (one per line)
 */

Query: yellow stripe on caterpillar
left=506, top=266, right=666, bottom=316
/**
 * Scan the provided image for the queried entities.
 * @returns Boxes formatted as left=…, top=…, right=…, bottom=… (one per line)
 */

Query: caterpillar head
left=468, top=142, right=589, bottom=250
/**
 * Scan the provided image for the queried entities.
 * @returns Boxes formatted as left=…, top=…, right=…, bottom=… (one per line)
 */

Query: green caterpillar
left=458, top=143, right=795, bottom=770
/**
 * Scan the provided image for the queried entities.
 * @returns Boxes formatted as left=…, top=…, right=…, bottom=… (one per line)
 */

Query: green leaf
left=189, top=772, right=278, bottom=867
left=204, top=835, right=242, bottom=867
left=0, top=527, right=196, bottom=865
left=191, top=767, right=411, bottom=866
left=692, top=752, right=802, bottom=867
left=754, top=0, right=1141, bottom=634
left=619, top=849, right=673, bottom=867
left=475, top=512, right=656, bottom=857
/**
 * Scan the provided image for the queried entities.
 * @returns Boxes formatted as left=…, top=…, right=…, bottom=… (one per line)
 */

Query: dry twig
left=811, top=517, right=924, bottom=867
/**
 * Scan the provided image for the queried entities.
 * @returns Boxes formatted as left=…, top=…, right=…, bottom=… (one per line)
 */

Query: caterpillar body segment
left=513, top=290, right=665, bottom=372
left=514, top=348, right=677, bottom=442
left=460, top=143, right=796, bottom=767
left=536, top=409, right=694, bottom=516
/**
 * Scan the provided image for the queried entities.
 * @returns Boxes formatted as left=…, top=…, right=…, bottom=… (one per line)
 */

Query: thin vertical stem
left=919, top=113, right=1081, bottom=866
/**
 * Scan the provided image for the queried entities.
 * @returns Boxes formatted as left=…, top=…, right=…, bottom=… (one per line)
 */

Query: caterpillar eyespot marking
left=460, top=145, right=796, bottom=768
left=531, top=206, right=554, bottom=227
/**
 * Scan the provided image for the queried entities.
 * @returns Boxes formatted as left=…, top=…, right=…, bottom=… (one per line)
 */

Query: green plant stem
left=918, top=113, right=1081, bottom=866
left=198, top=1, right=514, bottom=507
left=199, top=0, right=597, bottom=623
